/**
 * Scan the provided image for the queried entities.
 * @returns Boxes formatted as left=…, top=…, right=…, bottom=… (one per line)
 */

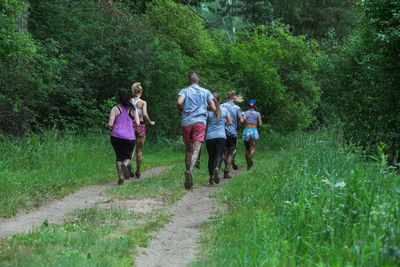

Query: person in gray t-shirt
left=177, top=70, right=216, bottom=190
left=206, top=93, right=232, bottom=185
left=220, top=90, right=244, bottom=178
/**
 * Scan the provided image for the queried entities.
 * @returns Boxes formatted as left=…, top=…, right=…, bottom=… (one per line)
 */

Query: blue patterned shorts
left=242, top=128, right=259, bottom=142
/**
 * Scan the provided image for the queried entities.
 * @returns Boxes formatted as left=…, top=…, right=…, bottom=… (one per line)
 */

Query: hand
left=150, top=121, right=155, bottom=126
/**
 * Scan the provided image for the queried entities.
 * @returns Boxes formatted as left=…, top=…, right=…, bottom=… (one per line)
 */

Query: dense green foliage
left=317, top=0, right=400, bottom=162
left=1, top=0, right=321, bottom=138
left=198, top=24, right=320, bottom=132
left=0, top=0, right=56, bottom=136
left=198, top=132, right=400, bottom=266
left=187, top=0, right=357, bottom=39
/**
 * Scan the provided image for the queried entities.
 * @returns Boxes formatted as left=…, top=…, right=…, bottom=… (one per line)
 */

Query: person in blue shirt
left=177, top=71, right=216, bottom=189
left=242, top=100, right=262, bottom=170
left=206, top=93, right=232, bottom=184
left=220, top=90, right=244, bottom=178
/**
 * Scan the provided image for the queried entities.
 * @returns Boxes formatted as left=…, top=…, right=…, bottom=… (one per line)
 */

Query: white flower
left=334, top=182, right=346, bottom=188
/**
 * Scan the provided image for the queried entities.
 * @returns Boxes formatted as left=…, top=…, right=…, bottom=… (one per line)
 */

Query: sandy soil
left=134, top=167, right=246, bottom=267
left=0, top=166, right=170, bottom=239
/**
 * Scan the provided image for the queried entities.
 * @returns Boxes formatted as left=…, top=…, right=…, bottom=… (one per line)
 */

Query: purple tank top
left=111, top=104, right=135, bottom=140
left=244, top=110, right=261, bottom=125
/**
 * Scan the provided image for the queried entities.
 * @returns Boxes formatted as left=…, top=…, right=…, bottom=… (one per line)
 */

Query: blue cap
left=248, top=100, right=256, bottom=108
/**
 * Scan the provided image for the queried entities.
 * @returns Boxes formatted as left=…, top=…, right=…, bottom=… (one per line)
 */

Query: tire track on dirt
left=0, top=165, right=171, bottom=239
left=134, top=167, right=246, bottom=267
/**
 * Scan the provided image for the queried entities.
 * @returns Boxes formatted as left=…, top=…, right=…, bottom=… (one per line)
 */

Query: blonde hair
left=226, top=90, right=244, bottom=103
left=213, top=93, right=221, bottom=121
left=131, top=82, right=143, bottom=97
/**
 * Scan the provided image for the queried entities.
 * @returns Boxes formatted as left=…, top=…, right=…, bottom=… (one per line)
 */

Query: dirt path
left=135, top=167, right=246, bottom=267
left=0, top=166, right=171, bottom=239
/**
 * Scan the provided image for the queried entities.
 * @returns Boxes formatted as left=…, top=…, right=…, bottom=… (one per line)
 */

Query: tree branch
left=181, top=0, right=212, bottom=26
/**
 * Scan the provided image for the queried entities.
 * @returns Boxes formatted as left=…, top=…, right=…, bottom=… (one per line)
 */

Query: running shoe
left=247, top=157, right=253, bottom=170
left=224, top=171, right=232, bottom=179
left=213, top=169, right=220, bottom=184
left=127, top=164, right=135, bottom=179
left=121, top=164, right=130, bottom=179
left=184, top=171, right=192, bottom=190
left=209, top=176, right=214, bottom=185
left=117, top=179, right=124, bottom=185
left=232, top=160, right=238, bottom=170
left=135, top=171, right=141, bottom=179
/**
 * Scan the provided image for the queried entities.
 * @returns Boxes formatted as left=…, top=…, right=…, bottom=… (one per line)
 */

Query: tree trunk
left=315, top=0, right=325, bottom=37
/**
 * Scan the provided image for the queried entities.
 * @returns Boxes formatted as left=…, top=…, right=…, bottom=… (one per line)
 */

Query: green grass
left=105, top=141, right=248, bottom=205
left=0, top=206, right=169, bottom=266
left=0, top=134, right=251, bottom=266
left=0, top=131, right=183, bottom=217
left=196, top=131, right=400, bottom=266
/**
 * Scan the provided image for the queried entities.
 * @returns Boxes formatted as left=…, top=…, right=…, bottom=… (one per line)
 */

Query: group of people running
left=108, top=71, right=262, bottom=188
left=108, top=82, right=155, bottom=185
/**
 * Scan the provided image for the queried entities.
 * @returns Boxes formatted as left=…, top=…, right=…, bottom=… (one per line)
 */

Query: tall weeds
left=199, top=131, right=400, bottom=266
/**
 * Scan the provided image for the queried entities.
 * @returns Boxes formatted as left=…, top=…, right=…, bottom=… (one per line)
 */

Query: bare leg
left=184, top=142, right=194, bottom=189
left=195, top=145, right=201, bottom=168
left=223, top=146, right=235, bottom=178
left=135, top=136, right=145, bottom=178
left=250, top=140, right=257, bottom=158
left=189, top=141, right=202, bottom=172
left=116, top=161, right=124, bottom=185
left=184, top=143, right=193, bottom=171
left=244, top=141, right=252, bottom=170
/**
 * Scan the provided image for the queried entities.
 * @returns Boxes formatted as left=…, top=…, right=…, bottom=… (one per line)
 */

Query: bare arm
left=240, top=115, right=246, bottom=124
left=108, top=106, right=120, bottom=128
left=207, top=100, right=216, bottom=112
left=225, top=115, right=233, bottom=126
left=132, top=109, right=140, bottom=127
left=142, top=101, right=155, bottom=125
left=177, top=95, right=185, bottom=116
left=258, top=116, right=262, bottom=127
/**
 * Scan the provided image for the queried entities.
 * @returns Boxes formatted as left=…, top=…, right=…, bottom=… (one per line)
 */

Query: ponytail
left=213, top=93, right=221, bottom=121
left=226, top=90, right=244, bottom=103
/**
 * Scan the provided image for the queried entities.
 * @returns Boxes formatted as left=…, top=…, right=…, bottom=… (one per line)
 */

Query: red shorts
left=182, top=122, right=206, bottom=143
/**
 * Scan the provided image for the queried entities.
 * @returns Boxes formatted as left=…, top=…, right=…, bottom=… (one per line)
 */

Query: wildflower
left=274, top=176, right=278, bottom=179
left=357, top=240, right=362, bottom=244
left=334, top=182, right=346, bottom=188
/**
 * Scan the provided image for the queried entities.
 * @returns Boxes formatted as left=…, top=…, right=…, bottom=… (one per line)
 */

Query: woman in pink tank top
left=108, top=89, right=140, bottom=185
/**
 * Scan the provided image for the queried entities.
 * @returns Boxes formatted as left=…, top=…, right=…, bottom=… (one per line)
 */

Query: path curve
left=135, top=167, right=246, bottom=267
left=0, top=165, right=171, bottom=239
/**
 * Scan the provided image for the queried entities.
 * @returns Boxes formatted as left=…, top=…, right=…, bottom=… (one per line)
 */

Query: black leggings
left=206, top=138, right=226, bottom=175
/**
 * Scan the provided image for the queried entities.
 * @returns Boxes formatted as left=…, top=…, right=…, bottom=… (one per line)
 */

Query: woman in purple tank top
left=241, top=100, right=262, bottom=170
left=108, top=89, right=140, bottom=185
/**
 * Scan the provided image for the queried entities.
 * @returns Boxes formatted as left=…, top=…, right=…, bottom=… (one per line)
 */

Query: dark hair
left=188, top=70, right=200, bottom=84
left=117, top=88, right=134, bottom=108
left=213, top=93, right=221, bottom=121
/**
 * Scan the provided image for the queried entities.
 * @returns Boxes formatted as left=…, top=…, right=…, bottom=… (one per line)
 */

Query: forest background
left=0, top=0, right=399, bottom=163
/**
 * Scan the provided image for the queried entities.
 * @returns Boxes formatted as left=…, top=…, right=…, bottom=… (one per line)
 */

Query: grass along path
left=134, top=167, right=247, bottom=267
left=0, top=132, right=183, bottom=217
left=0, top=142, right=249, bottom=266
left=0, top=165, right=171, bottom=239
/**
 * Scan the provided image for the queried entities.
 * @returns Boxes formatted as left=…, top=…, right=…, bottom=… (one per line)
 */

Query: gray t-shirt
left=221, top=101, right=243, bottom=136
left=243, top=109, right=261, bottom=125
left=178, top=84, right=214, bottom=127
left=206, top=106, right=230, bottom=140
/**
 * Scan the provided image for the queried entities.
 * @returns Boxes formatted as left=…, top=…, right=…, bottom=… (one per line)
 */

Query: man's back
left=221, top=101, right=242, bottom=136
left=179, top=84, right=213, bottom=127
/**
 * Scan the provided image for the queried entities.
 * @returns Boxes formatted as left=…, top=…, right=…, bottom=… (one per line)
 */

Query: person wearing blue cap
left=242, top=99, right=262, bottom=170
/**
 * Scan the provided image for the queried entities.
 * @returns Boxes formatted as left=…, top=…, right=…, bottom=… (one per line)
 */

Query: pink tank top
left=111, top=104, right=135, bottom=140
